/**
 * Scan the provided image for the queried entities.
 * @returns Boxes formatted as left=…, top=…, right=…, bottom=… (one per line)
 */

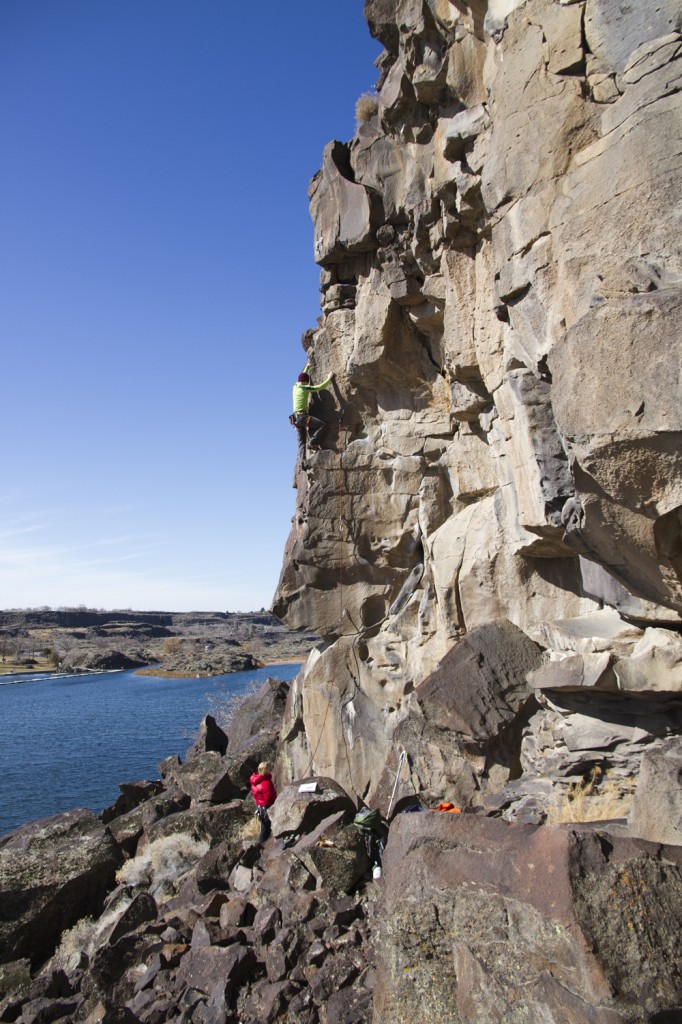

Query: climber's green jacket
left=292, top=364, right=332, bottom=414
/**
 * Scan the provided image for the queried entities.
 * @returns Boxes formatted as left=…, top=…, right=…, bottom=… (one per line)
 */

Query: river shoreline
left=135, top=657, right=304, bottom=679
left=0, top=608, right=316, bottom=679
left=0, top=657, right=304, bottom=681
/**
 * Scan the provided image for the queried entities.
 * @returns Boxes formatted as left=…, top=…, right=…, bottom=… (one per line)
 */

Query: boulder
left=613, top=629, right=682, bottom=694
left=256, top=848, right=317, bottom=900
left=190, top=839, right=246, bottom=896
left=224, top=678, right=289, bottom=786
left=0, top=958, right=32, bottom=1003
left=416, top=620, right=542, bottom=746
left=252, top=905, right=281, bottom=946
left=100, top=781, right=164, bottom=825
left=535, top=610, right=644, bottom=657
left=112, top=895, right=159, bottom=949
left=374, top=813, right=682, bottom=1023
left=174, top=944, right=256, bottom=1007
left=163, top=753, right=239, bottom=806
left=14, top=994, right=82, bottom=1022
left=139, top=800, right=252, bottom=850
left=0, top=809, right=121, bottom=967
left=157, top=754, right=181, bottom=779
left=325, top=985, right=372, bottom=1024
left=308, top=948, right=363, bottom=1008
left=185, top=716, right=228, bottom=760
left=527, top=652, right=616, bottom=693
left=292, top=813, right=371, bottom=893
left=269, top=778, right=356, bottom=840
left=238, top=979, right=296, bottom=1023
left=107, top=791, right=191, bottom=857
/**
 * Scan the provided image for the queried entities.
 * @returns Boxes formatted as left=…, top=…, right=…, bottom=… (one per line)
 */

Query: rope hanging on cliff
left=337, top=414, right=347, bottom=635
left=301, top=412, right=350, bottom=780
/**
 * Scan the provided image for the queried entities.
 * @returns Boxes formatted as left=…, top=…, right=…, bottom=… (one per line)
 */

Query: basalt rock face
left=375, top=813, right=682, bottom=1024
left=273, top=0, right=682, bottom=818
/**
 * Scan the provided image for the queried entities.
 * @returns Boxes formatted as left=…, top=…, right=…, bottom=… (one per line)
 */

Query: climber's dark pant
left=294, top=412, right=325, bottom=455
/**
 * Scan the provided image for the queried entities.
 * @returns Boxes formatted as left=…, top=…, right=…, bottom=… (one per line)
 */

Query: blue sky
left=0, top=1, right=381, bottom=612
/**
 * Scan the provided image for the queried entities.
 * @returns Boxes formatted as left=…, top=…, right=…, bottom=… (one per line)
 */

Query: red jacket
left=250, top=771, right=277, bottom=808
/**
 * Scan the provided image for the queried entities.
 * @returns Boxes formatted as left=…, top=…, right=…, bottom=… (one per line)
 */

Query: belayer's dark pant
left=256, top=806, right=271, bottom=843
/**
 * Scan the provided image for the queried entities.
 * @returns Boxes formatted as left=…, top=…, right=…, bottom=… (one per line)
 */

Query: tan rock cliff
left=273, top=0, right=682, bottom=817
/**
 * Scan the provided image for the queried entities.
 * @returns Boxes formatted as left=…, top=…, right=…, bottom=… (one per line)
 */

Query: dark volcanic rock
left=270, top=778, right=356, bottom=841
left=101, top=780, right=165, bottom=825
left=175, top=944, right=256, bottom=1007
left=224, top=678, right=290, bottom=786
left=226, top=680, right=290, bottom=753
left=374, top=812, right=682, bottom=1023
left=185, top=716, right=229, bottom=760
left=293, top=814, right=371, bottom=894
left=416, top=619, right=543, bottom=747
left=139, top=800, right=252, bottom=854
left=0, top=809, right=121, bottom=967
left=162, top=753, right=240, bottom=806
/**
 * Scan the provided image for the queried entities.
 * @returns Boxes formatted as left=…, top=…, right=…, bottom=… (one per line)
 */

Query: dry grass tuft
left=116, top=834, right=209, bottom=899
left=239, top=813, right=261, bottom=841
left=545, top=767, right=634, bottom=824
left=355, top=91, right=379, bottom=127
left=53, top=896, right=133, bottom=970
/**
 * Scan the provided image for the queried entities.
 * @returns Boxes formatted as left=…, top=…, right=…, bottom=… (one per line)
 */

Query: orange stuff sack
left=434, top=802, right=462, bottom=813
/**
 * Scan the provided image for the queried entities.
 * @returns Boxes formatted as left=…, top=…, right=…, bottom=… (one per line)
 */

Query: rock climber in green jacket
left=292, top=363, right=333, bottom=466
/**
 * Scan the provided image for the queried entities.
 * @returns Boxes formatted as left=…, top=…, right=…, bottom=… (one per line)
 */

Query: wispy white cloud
left=0, top=492, right=278, bottom=612
left=0, top=524, right=46, bottom=541
left=0, top=529, right=274, bottom=612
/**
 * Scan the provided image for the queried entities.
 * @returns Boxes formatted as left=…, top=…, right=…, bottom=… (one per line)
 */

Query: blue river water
left=0, top=663, right=301, bottom=838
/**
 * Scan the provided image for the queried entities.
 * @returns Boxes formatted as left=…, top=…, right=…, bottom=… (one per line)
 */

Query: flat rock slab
left=175, top=944, right=255, bottom=1004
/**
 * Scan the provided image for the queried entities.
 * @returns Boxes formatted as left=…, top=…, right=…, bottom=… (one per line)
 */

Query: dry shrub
left=54, top=916, right=99, bottom=970
left=116, top=834, right=209, bottom=899
left=239, top=812, right=261, bottom=841
left=53, top=896, right=133, bottom=970
left=546, top=767, right=635, bottom=824
left=355, top=90, right=379, bottom=127
left=206, top=678, right=261, bottom=731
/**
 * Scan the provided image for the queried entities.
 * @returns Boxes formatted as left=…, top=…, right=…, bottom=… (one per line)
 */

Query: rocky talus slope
left=0, top=695, right=376, bottom=1024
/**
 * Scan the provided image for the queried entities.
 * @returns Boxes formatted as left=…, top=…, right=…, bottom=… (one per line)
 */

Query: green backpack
left=353, top=807, right=382, bottom=833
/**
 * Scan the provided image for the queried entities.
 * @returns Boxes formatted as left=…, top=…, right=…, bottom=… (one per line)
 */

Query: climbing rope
left=301, top=409, right=350, bottom=780
left=336, top=412, right=349, bottom=634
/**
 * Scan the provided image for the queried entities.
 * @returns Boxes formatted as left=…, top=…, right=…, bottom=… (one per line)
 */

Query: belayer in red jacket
left=250, top=761, right=277, bottom=843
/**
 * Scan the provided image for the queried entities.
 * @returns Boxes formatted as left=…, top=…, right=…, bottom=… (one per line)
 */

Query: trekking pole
left=387, top=748, right=408, bottom=819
